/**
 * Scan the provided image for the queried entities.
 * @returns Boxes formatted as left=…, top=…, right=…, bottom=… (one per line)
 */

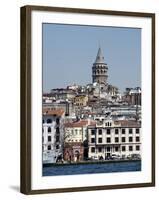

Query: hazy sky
left=43, top=23, right=141, bottom=93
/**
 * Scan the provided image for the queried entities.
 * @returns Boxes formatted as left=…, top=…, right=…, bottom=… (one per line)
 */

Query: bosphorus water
left=43, top=160, right=141, bottom=176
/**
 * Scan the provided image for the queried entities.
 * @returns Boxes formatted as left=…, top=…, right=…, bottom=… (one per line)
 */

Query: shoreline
left=43, top=159, right=141, bottom=167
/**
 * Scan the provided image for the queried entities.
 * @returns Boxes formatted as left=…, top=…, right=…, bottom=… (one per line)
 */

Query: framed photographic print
left=20, top=5, right=155, bottom=194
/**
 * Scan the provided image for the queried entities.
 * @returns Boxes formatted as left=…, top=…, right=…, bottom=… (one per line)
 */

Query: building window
left=56, top=127, right=60, bottom=134
left=115, top=147, right=119, bottom=152
left=136, top=128, right=140, bottom=134
left=122, top=129, right=125, bottom=134
left=43, top=119, right=45, bottom=124
left=42, top=128, right=44, bottom=133
left=48, top=127, right=51, bottom=133
left=129, top=146, right=133, bottom=151
left=48, top=136, right=51, bottom=142
left=115, top=137, right=119, bottom=143
left=129, top=128, right=133, bottom=134
left=91, top=147, right=95, bottom=153
left=107, top=129, right=111, bottom=134
left=91, top=129, right=95, bottom=135
left=98, top=138, right=102, bottom=143
left=107, top=147, right=110, bottom=152
left=47, top=145, right=51, bottom=150
left=129, top=137, right=133, bottom=142
left=56, top=145, right=59, bottom=149
left=75, top=129, right=78, bottom=135
left=56, top=118, right=60, bottom=125
left=98, top=129, right=102, bottom=135
left=91, top=138, right=95, bottom=143
left=56, top=136, right=60, bottom=142
left=122, top=146, right=126, bottom=151
left=106, top=138, right=111, bottom=143
left=98, top=147, right=102, bottom=152
left=47, top=118, right=52, bottom=124
left=122, top=137, right=126, bottom=143
left=136, top=136, right=140, bottom=142
left=115, top=129, right=119, bottom=134
left=136, top=145, right=140, bottom=151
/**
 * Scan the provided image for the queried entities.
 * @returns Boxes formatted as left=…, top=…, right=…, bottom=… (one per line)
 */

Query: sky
left=43, top=23, right=141, bottom=93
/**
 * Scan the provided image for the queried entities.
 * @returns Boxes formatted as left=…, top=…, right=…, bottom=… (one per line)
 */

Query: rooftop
left=114, top=120, right=141, bottom=128
left=43, top=108, right=65, bottom=117
left=65, top=120, right=96, bottom=128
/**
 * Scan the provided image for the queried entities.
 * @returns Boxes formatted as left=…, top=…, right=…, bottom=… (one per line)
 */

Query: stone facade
left=88, top=120, right=141, bottom=160
left=42, top=109, right=65, bottom=163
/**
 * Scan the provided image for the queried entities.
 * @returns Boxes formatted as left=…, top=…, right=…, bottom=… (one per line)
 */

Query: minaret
left=92, top=47, right=108, bottom=86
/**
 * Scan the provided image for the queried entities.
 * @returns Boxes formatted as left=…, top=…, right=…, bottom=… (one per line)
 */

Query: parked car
left=127, top=154, right=141, bottom=160
left=91, top=156, right=99, bottom=161
left=111, top=154, right=121, bottom=160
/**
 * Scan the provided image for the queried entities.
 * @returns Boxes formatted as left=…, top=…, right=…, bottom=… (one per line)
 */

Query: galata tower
left=92, top=47, right=108, bottom=86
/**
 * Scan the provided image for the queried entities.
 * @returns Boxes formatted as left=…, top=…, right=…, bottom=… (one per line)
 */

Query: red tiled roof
left=43, top=108, right=65, bottom=117
left=114, top=120, right=141, bottom=127
left=65, top=120, right=96, bottom=128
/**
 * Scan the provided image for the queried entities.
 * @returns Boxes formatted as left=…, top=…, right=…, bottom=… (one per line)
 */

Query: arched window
left=56, top=127, right=60, bottom=134
left=99, top=129, right=102, bottom=134
left=47, top=118, right=52, bottom=123
left=47, top=145, right=51, bottom=150
left=48, top=127, right=51, bottom=133
left=56, top=118, right=59, bottom=125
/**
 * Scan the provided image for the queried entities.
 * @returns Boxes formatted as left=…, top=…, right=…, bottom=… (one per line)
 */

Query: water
left=43, top=160, right=141, bottom=176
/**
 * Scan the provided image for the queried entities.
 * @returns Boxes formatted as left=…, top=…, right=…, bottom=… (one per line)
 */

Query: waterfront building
left=42, top=108, right=65, bottom=163
left=64, top=119, right=96, bottom=162
left=88, top=119, right=141, bottom=160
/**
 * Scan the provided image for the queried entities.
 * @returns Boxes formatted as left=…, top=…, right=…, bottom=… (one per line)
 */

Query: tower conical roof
left=95, top=47, right=105, bottom=63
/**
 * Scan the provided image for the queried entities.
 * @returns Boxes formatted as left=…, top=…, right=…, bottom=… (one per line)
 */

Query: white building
left=64, top=119, right=96, bottom=162
left=88, top=119, right=141, bottom=160
left=64, top=119, right=96, bottom=143
left=42, top=108, right=65, bottom=163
